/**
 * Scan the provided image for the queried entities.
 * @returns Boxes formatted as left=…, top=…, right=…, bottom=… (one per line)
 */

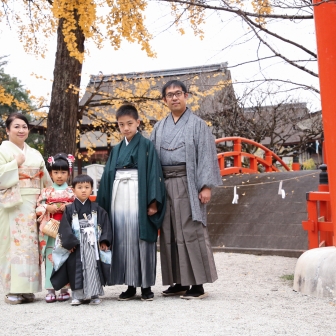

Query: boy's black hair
left=72, top=174, right=93, bottom=188
left=48, top=153, right=70, bottom=172
left=116, top=104, right=139, bottom=121
left=161, top=80, right=187, bottom=98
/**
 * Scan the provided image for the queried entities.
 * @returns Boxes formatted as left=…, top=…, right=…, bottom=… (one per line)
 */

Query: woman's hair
left=116, top=104, right=139, bottom=121
left=5, top=112, right=29, bottom=129
left=161, top=80, right=187, bottom=98
left=72, top=174, right=93, bottom=188
left=48, top=153, right=70, bottom=172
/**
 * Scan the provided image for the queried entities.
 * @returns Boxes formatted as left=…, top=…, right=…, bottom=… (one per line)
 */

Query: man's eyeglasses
left=165, top=91, right=185, bottom=99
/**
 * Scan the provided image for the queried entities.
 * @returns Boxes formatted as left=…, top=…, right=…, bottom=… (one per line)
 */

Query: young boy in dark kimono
left=97, top=104, right=166, bottom=301
left=50, top=174, right=112, bottom=306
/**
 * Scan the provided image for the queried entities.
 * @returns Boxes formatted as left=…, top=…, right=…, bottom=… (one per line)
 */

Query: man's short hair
left=116, top=104, right=139, bottom=121
left=72, top=174, right=93, bottom=188
left=162, top=80, right=187, bottom=98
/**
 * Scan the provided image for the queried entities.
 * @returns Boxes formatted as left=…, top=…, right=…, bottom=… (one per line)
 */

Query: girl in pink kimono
left=36, top=153, right=75, bottom=303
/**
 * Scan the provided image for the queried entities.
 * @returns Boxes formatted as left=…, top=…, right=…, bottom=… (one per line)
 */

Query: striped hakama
left=72, top=218, right=104, bottom=300
left=110, top=169, right=156, bottom=288
left=160, top=165, right=218, bottom=286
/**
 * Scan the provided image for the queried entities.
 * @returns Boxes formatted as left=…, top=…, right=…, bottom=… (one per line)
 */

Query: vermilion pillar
left=313, top=0, right=336, bottom=245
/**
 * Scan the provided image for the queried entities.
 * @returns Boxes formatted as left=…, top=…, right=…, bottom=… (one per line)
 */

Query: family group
left=0, top=80, right=222, bottom=306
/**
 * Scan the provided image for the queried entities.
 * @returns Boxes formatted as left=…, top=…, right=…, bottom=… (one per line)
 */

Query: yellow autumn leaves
left=51, top=0, right=155, bottom=62
left=251, top=0, right=272, bottom=25
left=52, top=0, right=97, bottom=63
left=0, top=85, right=30, bottom=112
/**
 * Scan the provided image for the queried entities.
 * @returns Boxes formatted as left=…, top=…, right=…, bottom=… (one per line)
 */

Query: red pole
left=313, top=0, right=336, bottom=245
left=233, top=138, right=242, bottom=168
left=292, top=163, right=300, bottom=171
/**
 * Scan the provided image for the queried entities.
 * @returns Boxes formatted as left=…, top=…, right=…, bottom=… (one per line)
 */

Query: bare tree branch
left=242, top=16, right=318, bottom=77
left=241, top=13, right=317, bottom=58
left=233, top=79, right=320, bottom=93
left=159, top=0, right=314, bottom=19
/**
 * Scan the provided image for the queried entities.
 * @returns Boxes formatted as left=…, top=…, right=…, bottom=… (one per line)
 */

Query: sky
left=0, top=2, right=321, bottom=111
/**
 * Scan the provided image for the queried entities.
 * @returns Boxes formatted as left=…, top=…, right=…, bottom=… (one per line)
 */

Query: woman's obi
left=18, top=167, right=43, bottom=189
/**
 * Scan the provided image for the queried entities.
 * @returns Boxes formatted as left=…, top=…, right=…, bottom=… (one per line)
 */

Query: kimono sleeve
left=97, top=206, right=112, bottom=247
left=40, top=159, right=52, bottom=188
left=36, top=187, right=49, bottom=222
left=58, top=206, right=80, bottom=250
left=149, top=124, right=157, bottom=142
left=97, top=148, right=114, bottom=213
left=146, top=141, right=166, bottom=230
left=195, top=121, right=222, bottom=191
left=0, top=151, right=19, bottom=189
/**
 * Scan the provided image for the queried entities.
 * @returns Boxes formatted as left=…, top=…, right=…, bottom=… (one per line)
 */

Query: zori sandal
left=22, top=293, right=35, bottom=303
left=5, top=294, right=24, bottom=305
left=45, top=293, right=57, bottom=303
left=57, top=292, right=70, bottom=302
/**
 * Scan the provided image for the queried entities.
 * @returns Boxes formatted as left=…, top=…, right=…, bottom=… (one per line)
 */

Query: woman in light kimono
left=0, top=113, right=52, bottom=304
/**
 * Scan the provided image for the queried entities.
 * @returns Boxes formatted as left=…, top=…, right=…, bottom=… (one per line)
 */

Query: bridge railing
left=302, top=165, right=334, bottom=248
left=215, top=137, right=291, bottom=176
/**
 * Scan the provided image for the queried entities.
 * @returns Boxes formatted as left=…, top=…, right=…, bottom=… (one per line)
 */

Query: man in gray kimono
left=150, top=80, right=222, bottom=299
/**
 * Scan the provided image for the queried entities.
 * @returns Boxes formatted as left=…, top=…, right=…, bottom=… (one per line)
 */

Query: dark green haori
left=97, top=132, right=166, bottom=243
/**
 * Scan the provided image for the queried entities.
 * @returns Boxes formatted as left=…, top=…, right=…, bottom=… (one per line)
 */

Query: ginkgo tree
left=0, top=0, right=155, bottom=157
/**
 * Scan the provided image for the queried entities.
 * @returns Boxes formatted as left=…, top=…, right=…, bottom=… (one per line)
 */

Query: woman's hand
left=14, top=153, right=25, bottom=167
left=147, top=201, right=158, bottom=216
left=100, top=242, right=108, bottom=251
left=46, top=204, right=58, bottom=214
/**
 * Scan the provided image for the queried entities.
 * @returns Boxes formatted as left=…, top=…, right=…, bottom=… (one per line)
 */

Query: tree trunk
left=45, top=14, right=85, bottom=157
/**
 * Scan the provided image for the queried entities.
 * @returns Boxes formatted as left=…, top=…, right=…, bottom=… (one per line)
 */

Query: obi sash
left=18, top=167, right=43, bottom=189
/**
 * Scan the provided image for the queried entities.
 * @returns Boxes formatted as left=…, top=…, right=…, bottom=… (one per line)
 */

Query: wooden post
left=249, top=157, right=258, bottom=172
left=233, top=138, right=242, bottom=168
left=218, top=154, right=224, bottom=172
left=307, top=200, right=319, bottom=249
left=265, top=151, right=273, bottom=172
left=313, top=0, right=336, bottom=245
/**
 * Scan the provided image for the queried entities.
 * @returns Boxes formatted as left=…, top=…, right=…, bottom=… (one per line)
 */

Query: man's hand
left=147, top=201, right=158, bottom=216
left=69, top=247, right=76, bottom=253
left=46, top=204, right=58, bottom=214
left=198, top=187, right=211, bottom=204
left=100, top=242, right=108, bottom=251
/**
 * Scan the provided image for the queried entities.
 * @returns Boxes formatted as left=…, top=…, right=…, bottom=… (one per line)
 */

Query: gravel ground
left=0, top=252, right=335, bottom=336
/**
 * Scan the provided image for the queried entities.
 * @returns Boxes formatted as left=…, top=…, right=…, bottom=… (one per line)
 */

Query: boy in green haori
left=97, top=104, right=166, bottom=301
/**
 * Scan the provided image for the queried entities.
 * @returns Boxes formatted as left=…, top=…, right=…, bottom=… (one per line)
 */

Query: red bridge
left=215, top=136, right=291, bottom=176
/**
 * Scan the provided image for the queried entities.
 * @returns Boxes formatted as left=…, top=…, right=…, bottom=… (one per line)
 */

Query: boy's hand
left=100, top=242, right=108, bottom=251
left=46, top=204, right=58, bottom=214
left=147, top=201, right=158, bottom=216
